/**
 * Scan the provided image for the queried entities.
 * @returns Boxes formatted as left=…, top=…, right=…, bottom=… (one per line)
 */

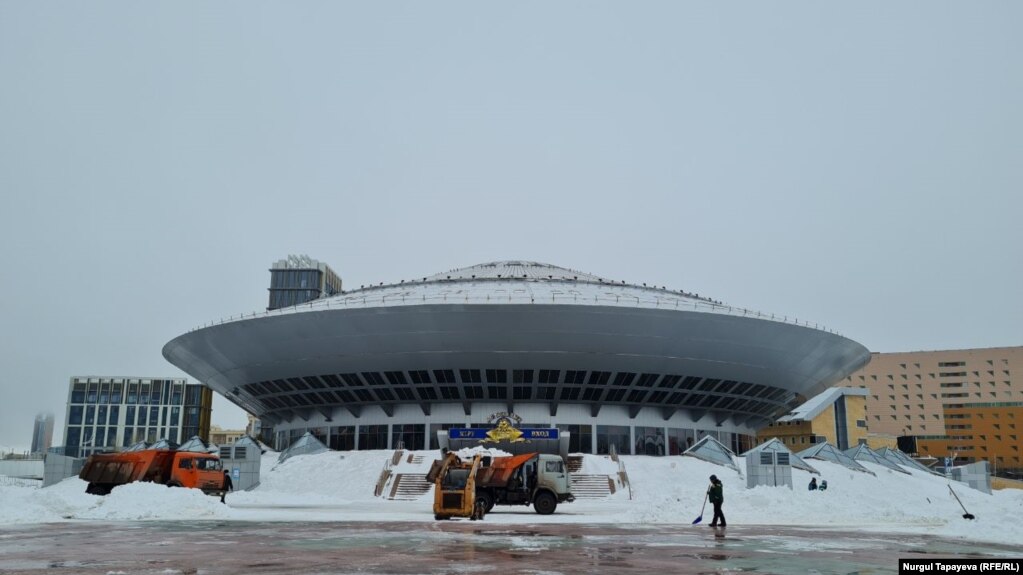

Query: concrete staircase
left=570, top=474, right=615, bottom=498
left=389, top=473, right=432, bottom=500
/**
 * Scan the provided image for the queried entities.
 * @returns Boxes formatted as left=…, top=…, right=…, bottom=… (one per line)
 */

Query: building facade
left=209, top=425, right=246, bottom=446
left=164, top=261, right=871, bottom=456
left=30, top=412, right=54, bottom=455
left=268, top=255, right=343, bottom=311
left=758, top=387, right=868, bottom=451
left=62, top=376, right=213, bottom=458
left=837, top=347, right=1023, bottom=477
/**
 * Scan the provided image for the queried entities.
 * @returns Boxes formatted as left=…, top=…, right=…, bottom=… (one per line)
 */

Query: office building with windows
left=837, top=346, right=1023, bottom=477
left=30, top=412, right=54, bottom=455
left=62, top=376, right=213, bottom=458
left=164, top=260, right=870, bottom=456
left=268, top=255, right=343, bottom=311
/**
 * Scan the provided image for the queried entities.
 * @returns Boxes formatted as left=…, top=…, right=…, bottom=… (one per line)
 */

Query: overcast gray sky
left=1, top=2, right=1020, bottom=451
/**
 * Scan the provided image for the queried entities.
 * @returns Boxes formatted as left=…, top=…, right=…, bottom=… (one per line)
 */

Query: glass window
left=485, top=369, right=507, bottom=384
left=178, top=458, right=193, bottom=469
left=85, top=406, right=95, bottom=425
left=86, top=383, right=98, bottom=403
left=545, top=460, right=564, bottom=473
left=197, top=458, right=222, bottom=471
left=171, top=406, right=180, bottom=426
left=97, top=406, right=108, bottom=425
left=69, top=406, right=83, bottom=425
left=66, top=427, right=81, bottom=447
left=71, top=389, right=85, bottom=404
left=556, top=424, right=592, bottom=454
left=667, top=428, right=697, bottom=455
left=634, top=426, right=665, bottom=456
left=358, top=425, right=389, bottom=450
left=433, top=370, right=456, bottom=384
left=391, top=424, right=425, bottom=451
left=149, top=406, right=159, bottom=426
left=512, top=370, right=534, bottom=384
left=513, top=387, right=532, bottom=400
left=596, top=425, right=630, bottom=455
left=329, top=426, right=356, bottom=451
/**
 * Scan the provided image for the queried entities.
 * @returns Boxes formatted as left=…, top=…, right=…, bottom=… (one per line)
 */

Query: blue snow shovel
left=692, top=493, right=708, bottom=525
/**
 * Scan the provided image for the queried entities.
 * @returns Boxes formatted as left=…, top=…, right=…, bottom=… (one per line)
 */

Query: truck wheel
left=434, top=514, right=450, bottom=521
left=533, top=492, right=557, bottom=515
left=476, top=491, right=495, bottom=513
left=167, top=481, right=182, bottom=488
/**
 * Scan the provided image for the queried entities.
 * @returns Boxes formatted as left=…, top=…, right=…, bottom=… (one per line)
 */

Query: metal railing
left=190, top=291, right=840, bottom=336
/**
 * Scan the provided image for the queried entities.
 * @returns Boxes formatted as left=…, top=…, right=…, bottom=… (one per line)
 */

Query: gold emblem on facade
left=481, top=417, right=527, bottom=444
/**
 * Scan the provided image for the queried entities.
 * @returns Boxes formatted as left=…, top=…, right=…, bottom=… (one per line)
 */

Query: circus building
left=163, top=260, right=870, bottom=456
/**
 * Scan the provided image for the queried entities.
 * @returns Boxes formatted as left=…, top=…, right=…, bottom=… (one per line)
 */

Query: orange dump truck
left=427, top=452, right=574, bottom=520
left=79, top=449, right=227, bottom=496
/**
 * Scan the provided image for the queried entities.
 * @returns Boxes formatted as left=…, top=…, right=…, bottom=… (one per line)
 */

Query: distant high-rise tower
left=267, top=255, right=342, bottom=310
left=31, top=412, right=54, bottom=455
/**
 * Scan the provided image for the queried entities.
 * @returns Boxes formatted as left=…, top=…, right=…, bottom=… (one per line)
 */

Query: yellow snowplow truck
left=426, top=451, right=574, bottom=520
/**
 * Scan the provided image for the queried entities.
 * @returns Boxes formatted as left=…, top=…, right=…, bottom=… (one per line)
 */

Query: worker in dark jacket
left=707, top=475, right=726, bottom=527
left=808, top=477, right=818, bottom=491
left=221, top=470, right=234, bottom=504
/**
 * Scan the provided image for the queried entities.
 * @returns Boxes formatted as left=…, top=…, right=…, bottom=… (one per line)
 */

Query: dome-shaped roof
left=424, top=261, right=606, bottom=283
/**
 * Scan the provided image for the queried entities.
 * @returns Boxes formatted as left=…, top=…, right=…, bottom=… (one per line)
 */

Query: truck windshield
left=197, top=459, right=222, bottom=471
left=443, top=469, right=469, bottom=489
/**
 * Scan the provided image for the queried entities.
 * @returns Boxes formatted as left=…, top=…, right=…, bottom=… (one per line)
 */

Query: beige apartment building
left=209, top=425, right=246, bottom=446
left=835, top=346, right=1023, bottom=477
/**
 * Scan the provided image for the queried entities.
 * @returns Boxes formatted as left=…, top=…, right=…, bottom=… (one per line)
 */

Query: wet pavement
left=0, top=521, right=1020, bottom=575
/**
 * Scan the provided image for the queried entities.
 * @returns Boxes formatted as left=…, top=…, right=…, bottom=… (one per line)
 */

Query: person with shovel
left=708, top=475, right=726, bottom=528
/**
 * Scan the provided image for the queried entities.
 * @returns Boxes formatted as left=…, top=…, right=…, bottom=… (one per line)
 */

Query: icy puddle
left=1, top=521, right=1020, bottom=574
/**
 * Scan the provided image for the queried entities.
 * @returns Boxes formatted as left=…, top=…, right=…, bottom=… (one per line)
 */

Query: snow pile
left=609, top=455, right=1023, bottom=544
left=229, top=450, right=389, bottom=506
left=75, top=482, right=234, bottom=520
left=454, top=446, right=512, bottom=458
left=2, top=448, right=1022, bottom=546
left=0, top=478, right=236, bottom=523
left=575, top=453, right=620, bottom=476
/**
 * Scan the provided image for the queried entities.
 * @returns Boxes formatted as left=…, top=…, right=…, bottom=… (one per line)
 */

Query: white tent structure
left=845, top=444, right=909, bottom=474
left=683, top=435, right=742, bottom=474
left=743, top=438, right=819, bottom=474
left=178, top=436, right=212, bottom=453
left=798, top=442, right=874, bottom=475
left=875, top=447, right=941, bottom=475
left=277, top=432, right=328, bottom=464
left=150, top=439, right=179, bottom=451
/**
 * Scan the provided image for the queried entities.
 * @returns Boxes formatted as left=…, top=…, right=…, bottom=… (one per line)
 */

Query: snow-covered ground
left=2, top=448, right=1021, bottom=548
